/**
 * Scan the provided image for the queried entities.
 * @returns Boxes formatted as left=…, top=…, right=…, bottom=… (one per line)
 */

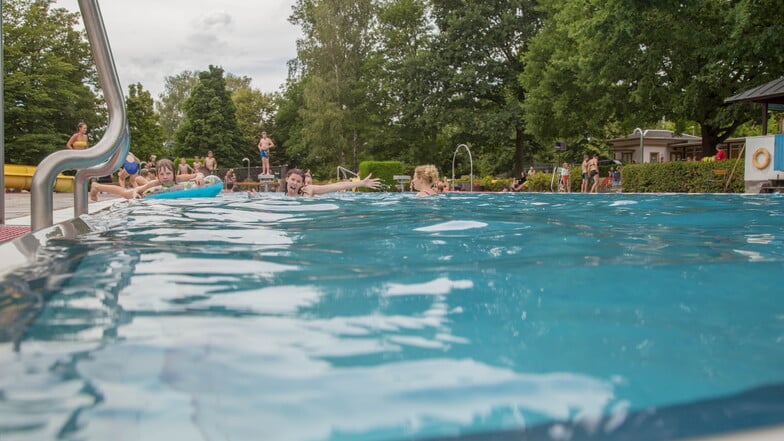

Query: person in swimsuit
left=90, top=158, right=205, bottom=201
left=117, top=152, right=146, bottom=188
left=178, top=157, right=193, bottom=176
left=204, top=150, right=218, bottom=175
left=258, top=132, right=275, bottom=176
left=412, top=165, right=439, bottom=197
left=66, top=123, right=89, bottom=150
left=275, top=168, right=381, bottom=197
left=589, top=154, right=600, bottom=193
left=560, top=162, right=571, bottom=192
left=224, top=168, right=237, bottom=191
left=192, top=155, right=203, bottom=173
left=581, top=154, right=590, bottom=193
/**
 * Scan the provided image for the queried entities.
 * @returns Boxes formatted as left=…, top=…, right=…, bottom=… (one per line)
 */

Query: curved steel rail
left=451, top=144, right=473, bottom=192
left=30, top=0, right=128, bottom=230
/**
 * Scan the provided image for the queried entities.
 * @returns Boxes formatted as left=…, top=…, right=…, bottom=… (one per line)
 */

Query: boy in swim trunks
left=204, top=151, right=218, bottom=175
left=258, top=131, right=275, bottom=176
left=90, top=158, right=206, bottom=201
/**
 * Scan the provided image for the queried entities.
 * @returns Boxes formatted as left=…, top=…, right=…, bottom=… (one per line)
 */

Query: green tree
left=428, top=0, right=544, bottom=176
left=126, top=83, right=165, bottom=161
left=233, top=87, right=277, bottom=163
left=173, top=65, right=244, bottom=166
left=156, top=70, right=198, bottom=144
left=3, top=0, right=101, bottom=165
left=289, top=0, right=376, bottom=175
left=368, top=0, right=442, bottom=167
left=522, top=0, right=784, bottom=157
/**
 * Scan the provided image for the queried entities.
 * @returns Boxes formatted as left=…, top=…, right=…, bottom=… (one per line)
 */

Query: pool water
left=1, top=192, right=783, bottom=441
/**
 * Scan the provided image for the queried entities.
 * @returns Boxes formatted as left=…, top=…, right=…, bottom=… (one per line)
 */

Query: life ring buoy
left=752, top=148, right=771, bottom=170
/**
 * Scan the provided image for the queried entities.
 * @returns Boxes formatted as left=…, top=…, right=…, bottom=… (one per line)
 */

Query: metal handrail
left=30, top=0, right=128, bottom=230
left=337, top=166, right=358, bottom=180
left=451, top=144, right=473, bottom=191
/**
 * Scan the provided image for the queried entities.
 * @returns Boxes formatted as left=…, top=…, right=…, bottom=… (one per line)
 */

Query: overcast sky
left=55, top=0, right=300, bottom=99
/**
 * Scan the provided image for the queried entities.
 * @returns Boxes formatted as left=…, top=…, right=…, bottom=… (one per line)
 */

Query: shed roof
left=724, top=77, right=784, bottom=104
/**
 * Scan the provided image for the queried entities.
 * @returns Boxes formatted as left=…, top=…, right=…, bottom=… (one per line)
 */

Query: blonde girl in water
left=412, top=165, right=439, bottom=197
left=66, top=122, right=89, bottom=150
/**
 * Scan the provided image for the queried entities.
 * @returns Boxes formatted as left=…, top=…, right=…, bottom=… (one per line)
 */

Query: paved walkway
left=1, top=191, right=119, bottom=242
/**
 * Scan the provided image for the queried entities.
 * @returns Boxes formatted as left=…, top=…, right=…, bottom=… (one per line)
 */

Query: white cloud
left=55, top=0, right=300, bottom=98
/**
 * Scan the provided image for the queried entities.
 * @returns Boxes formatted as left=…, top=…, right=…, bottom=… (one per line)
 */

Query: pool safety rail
left=29, top=0, right=129, bottom=231
left=452, top=144, right=473, bottom=192
left=337, top=166, right=358, bottom=181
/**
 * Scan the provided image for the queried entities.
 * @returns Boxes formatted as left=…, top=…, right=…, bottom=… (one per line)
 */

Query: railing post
left=30, top=0, right=128, bottom=230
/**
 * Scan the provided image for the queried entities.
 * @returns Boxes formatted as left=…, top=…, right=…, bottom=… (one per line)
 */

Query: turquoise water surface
left=1, top=192, right=783, bottom=441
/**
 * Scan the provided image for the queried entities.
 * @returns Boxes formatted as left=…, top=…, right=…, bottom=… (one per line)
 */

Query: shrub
left=358, top=161, right=404, bottom=191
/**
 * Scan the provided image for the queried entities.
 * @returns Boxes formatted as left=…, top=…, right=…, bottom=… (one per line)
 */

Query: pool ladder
left=29, top=0, right=130, bottom=230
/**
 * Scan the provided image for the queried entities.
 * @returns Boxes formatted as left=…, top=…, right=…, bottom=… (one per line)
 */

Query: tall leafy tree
left=523, top=0, right=784, bottom=157
left=126, top=83, right=165, bottom=161
left=3, top=0, right=100, bottom=165
left=428, top=0, right=544, bottom=175
left=368, top=0, right=442, bottom=166
left=173, top=65, right=244, bottom=166
left=290, top=0, right=376, bottom=174
left=156, top=70, right=198, bottom=144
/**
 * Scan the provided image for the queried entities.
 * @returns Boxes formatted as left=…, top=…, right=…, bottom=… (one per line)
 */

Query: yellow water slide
left=4, top=164, right=74, bottom=192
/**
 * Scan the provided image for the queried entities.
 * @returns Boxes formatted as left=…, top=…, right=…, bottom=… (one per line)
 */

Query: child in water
left=412, top=165, right=439, bottom=197
left=280, top=168, right=381, bottom=196
left=90, top=158, right=207, bottom=201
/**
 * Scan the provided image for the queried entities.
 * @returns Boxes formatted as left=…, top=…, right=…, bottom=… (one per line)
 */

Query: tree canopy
left=173, top=65, right=245, bottom=166
left=3, top=0, right=102, bottom=165
left=126, top=83, right=165, bottom=162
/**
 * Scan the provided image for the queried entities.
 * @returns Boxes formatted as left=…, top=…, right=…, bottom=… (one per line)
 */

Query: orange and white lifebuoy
left=752, top=148, right=771, bottom=170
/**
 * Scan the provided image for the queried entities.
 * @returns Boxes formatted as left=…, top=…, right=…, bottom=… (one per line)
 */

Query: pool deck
left=1, top=191, right=118, bottom=242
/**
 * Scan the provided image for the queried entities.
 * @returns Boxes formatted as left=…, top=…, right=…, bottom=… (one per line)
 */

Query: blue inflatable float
left=144, top=175, right=223, bottom=199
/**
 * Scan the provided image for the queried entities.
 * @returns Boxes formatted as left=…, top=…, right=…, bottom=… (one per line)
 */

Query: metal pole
left=452, top=144, right=473, bottom=192
left=30, top=0, right=128, bottom=229
left=1, top=0, right=5, bottom=224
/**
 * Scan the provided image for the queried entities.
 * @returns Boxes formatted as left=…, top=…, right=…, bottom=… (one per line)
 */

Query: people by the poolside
left=178, top=157, right=193, bottom=176
left=559, top=162, right=571, bottom=193
left=66, top=122, right=89, bottom=150
left=581, top=154, right=590, bottom=192
left=437, top=177, right=448, bottom=193
left=511, top=170, right=527, bottom=192
left=412, top=165, right=439, bottom=197
left=258, top=131, right=275, bottom=176
left=714, top=146, right=727, bottom=161
left=589, top=154, right=600, bottom=193
left=147, top=154, right=157, bottom=172
left=224, top=168, right=237, bottom=191
left=612, top=167, right=622, bottom=187
left=204, top=150, right=218, bottom=175
left=277, top=168, right=380, bottom=197
left=90, top=158, right=205, bottom=201
left=117, top=152, right=145, bottom=188
left=528, top=165, right=536, bottom=176
left=304, top=169, right=313, bottom=186
left=192, top=155, right=202, bottom=172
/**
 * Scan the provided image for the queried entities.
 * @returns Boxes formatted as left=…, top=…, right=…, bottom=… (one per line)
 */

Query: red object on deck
left=0, top=225, right=31, bottom=243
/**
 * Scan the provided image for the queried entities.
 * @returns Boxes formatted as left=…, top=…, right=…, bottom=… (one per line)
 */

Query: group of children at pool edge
left=90, top=161, right=442, bottom=200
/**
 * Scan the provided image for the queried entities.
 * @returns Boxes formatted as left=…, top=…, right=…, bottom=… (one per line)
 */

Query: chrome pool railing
left=30, top=0, right=129, bottom=231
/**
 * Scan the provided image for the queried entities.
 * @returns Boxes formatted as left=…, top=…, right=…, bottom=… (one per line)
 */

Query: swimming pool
left=1, top=192, right=783, bottom=440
